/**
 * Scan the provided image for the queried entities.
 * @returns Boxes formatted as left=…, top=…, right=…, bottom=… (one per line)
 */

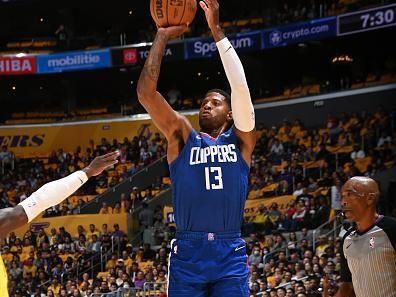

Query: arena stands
left=0, top=0, right=393, bottom=51
left=0, top=134, right=167, bottom=218
left=1, top=105, right=394, bottom=296
left=1, top=1, right=396, bottom=126
left=1, top=1, right=395, bottom=296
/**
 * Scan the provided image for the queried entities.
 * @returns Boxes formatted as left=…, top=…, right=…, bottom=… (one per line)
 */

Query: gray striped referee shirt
left=340, top=216, right=396, bottom=297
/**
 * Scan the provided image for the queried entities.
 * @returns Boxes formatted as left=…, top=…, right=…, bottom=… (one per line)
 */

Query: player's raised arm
left=137, top=26, right=191, bottom=141
left=200, top=0, right=256, bottom=162
left=0, top=151, right=119, bottom=238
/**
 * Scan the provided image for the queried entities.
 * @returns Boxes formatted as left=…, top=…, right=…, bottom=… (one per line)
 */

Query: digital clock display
left=338, top=3, right=396, bottom=36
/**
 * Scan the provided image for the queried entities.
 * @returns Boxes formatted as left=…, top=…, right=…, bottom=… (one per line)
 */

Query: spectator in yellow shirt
left=99, top=202, right=113, bottom=214
left=49, top=228, right=58, bottom=246
left=75, top=225, right=86, bottom=239
left=315, top=235, right=330, bottom=257
left=278, top=119, right=290, bottom=135
left=86, top=224, right=101, bottom=243
left=135, top=247, right=145, bottom=264
left=106, top=253, right=118, bottom=271
left=290, top=119, right=303, bottom=138
left=22, top=257, right=37, bottom=278
left=2, top=246, right=14, bottom=265
left=113, top=202, right=125, bottom=214
left=299, top=132, right=312, bottom=148
left=10, top=238, right=22, bottom=254
left=249, top=204, right=269, bottom=233
left=79, top=272, right=93, bottom=289
left=21, top=238, right=34, bottom=261
left=121, top=250, right=133, bottom=271
left=47, top=278, right=61, bottom=296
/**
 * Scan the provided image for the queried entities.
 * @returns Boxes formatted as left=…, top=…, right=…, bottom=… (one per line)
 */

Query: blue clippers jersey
left=169, top=128, right=249, bottom=232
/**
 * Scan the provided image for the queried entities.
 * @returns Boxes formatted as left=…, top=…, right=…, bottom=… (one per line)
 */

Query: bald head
left=344, top=176, right=379, bottom=195
left=341, top=177, right=381, bottom=227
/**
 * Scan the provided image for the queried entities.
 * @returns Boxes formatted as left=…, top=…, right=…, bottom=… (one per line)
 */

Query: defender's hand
left=83, top=151, right=120, bottom=177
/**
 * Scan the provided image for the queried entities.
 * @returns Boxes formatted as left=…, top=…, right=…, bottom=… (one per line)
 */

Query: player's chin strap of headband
left=18, top=171, right=88, bottom=222
left=216, top=37, right=255, bottom=132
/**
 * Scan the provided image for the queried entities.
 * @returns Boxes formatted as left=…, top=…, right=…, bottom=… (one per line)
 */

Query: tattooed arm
left=137, top=26, right=192, bottom=164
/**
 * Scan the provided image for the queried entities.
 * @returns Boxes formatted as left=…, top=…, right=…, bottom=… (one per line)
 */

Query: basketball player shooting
left=0, top=151, right=119, bottom=296
left=137, top=0, right=256, bottom=296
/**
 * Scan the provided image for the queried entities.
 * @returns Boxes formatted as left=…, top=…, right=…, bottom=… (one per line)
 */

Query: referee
left=323, top=176, right=396, bottom=297
left=0, top=151, right=119, bottom=297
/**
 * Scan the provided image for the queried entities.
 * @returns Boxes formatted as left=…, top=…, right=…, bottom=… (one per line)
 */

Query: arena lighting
left=11, top=85, right=16, bottom=91
left=129, top=10, right=133, bottom=15
left=332, top=54, right=354, bottom=64
left=15, top=53, right=26, bottom=57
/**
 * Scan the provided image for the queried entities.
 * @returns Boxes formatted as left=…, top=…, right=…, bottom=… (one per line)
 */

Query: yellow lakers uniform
left=0, top=256, right=8, bottom=297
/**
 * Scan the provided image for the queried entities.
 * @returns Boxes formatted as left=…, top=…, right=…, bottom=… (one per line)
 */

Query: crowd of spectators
left=244, top=106, right=395, bottom=230
left=0, top=105, right=395, bottom=296
left=1, top=223, right=138, bottom=297
left=0, top=207, right=370, bottom=297
left=0, top=132, right=167, bottom=217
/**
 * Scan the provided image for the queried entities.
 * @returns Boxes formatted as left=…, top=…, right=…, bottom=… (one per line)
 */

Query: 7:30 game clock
left=337, top=3, right=396, bottom=36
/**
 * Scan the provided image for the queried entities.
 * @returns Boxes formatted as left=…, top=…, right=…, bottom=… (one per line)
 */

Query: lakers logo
left=137, top=124, right=152, bottom=140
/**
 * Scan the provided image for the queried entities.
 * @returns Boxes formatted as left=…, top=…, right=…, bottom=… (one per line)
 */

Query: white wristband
left=19, top=171, right=88, bottom=222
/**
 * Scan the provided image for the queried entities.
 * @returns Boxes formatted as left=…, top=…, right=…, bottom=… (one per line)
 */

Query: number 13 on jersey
left=205, top=167, right=223, bottom=190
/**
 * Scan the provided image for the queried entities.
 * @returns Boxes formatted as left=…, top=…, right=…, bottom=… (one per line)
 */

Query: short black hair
left=277, top=287, right=286, bottom=293
left=205, top=89, right=231, bottom=108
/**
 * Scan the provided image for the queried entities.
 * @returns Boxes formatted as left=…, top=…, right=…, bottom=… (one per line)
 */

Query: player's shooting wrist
left=210, top=25, right=225, bottom=42
left=156, top=30, right=170, bottom=41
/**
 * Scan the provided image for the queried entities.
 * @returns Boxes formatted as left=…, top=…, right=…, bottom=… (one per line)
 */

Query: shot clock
left=338, top=3, right=396, bottom=36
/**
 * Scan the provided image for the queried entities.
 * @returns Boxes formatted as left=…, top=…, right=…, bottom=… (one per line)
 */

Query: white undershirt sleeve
left=19, top=170, right=88, bottom=222
left=216, top=37, right=255, bottom=132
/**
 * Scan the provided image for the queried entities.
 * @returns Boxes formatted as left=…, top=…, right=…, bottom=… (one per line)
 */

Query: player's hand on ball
left=199, top=0, right=220, bottom=29
left=158, top=24, right=188, bottom=39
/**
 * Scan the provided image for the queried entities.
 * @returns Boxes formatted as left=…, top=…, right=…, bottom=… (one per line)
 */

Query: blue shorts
left=168, top=231, right=249, bottom=297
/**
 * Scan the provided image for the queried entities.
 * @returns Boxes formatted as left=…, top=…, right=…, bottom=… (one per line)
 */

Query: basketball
left=150, top=0, right=197, bottom=27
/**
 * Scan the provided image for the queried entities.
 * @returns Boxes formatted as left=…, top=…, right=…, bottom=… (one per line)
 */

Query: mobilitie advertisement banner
left=262, top=16, right=337, bottom=48
left=185, top=30, right=262, bottom=59
left=0, top=56, right=36, bottom=75
left=37, top=49, right=111, bottom=74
